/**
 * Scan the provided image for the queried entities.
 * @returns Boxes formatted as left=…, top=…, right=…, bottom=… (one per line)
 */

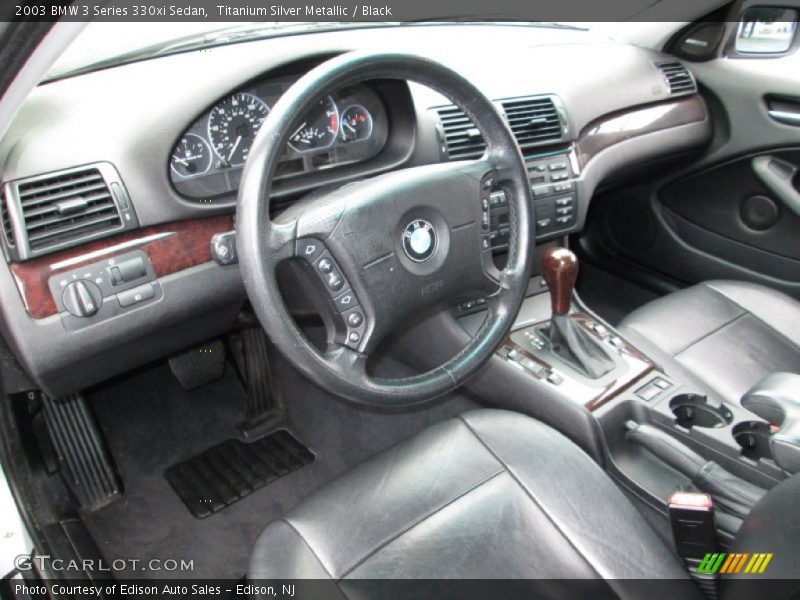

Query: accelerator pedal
left=41, top=393, right=123, bottom=510
left=236, top=327, right=282, bottom=435
left=166, top=429, right=314, bottom=518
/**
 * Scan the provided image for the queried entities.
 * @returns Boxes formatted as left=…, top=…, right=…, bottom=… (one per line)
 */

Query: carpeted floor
left=82, top=348, right=479, bottom=579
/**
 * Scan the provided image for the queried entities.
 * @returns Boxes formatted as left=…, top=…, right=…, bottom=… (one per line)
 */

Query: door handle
left=768, top=109, right=800, bottom=126
left=766, top=96, right=800, bottom=127
left=752, top=155, right=800, bottom=218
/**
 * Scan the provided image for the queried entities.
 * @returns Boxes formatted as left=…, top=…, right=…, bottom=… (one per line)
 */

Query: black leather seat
left=249, top=410, right=701, bottom=596
left=618, top=281, right=800, bottom=405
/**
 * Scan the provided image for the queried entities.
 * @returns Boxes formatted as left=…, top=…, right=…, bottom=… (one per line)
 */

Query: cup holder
left=733, top=421, right=774, bottom=460
left=669, top=393, right=733, bottom=429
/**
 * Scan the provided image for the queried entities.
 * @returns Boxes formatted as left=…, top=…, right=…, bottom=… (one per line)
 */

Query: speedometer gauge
left=207, top=92, right=270, bottom=167
left=288, top=96, right=339, bottom=153
left=170, top=134, right=212, bottom=179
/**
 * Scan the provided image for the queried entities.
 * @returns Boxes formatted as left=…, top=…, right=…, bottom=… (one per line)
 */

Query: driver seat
left=248, top=410, right=702, bottom=596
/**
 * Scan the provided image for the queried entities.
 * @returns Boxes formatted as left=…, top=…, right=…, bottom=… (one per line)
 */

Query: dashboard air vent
left=3, top=163, right=138, bottom=259
left=501, top=96, right=564, bottom=148
left=436, top=95, right=567, bottom=161
left=17, top=168, right=121, bottom=251
left=0, top=188, right=13, bottom=247
left=436, top=105, right=487, bottom=160
left=658, top=62, right=697, bottom=95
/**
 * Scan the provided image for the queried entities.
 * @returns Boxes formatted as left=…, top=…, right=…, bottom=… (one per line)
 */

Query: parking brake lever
left=624, top=421, right=765, bottom=518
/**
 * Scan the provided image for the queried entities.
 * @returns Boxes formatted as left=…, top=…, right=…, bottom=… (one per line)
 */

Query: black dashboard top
left=0, top=23, right=713, bottom=398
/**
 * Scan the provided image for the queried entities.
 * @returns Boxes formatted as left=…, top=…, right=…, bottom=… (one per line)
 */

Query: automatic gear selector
left=541, top=247, right=615, bottom=379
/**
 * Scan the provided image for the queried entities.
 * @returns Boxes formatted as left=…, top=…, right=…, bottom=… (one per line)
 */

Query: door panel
left=660, top=149, right=800, bottom=262
left=584, top=7, right=800, bottom=300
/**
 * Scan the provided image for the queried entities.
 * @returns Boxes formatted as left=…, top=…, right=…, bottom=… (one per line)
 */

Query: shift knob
left=541, top=247, right=578, bottom=316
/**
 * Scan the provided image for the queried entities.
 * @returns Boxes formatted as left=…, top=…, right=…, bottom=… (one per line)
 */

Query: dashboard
left=170, top=79, right=389, bottom=199
left=0, top=24, right=713, bottom=398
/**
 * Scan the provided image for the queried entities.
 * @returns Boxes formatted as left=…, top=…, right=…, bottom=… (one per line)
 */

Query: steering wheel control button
left=317, top=258, right=334, bottom=274
left=296, top=238, right=324, bottom=262
left=402, top=219, right=437, bottom=262
left=211, top=231, right=238, bottom=266
left=117, top=283, right=155, bottom=308
left=334, top=290, right=358, bottom=313
left=347, top=311, right=364, bottom=328
left=62, top=280, right=103, bottom=318
left=340, top=306, right=367, bottom=349
left=325, top=269, right=345, bottom=292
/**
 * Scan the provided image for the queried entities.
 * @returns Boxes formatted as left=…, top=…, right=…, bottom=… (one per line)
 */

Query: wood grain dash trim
left=9, top=215, right=233, bottom=319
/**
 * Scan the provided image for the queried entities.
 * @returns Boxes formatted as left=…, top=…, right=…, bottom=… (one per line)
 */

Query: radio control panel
left=485, top=151, right=578, bottom=251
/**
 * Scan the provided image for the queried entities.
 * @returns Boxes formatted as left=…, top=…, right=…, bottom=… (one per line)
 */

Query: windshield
left=45, top=21, right=585, bottom=81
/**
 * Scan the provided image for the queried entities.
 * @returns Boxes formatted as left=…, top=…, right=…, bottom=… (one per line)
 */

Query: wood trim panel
left=575, top=96, right=707, bottom=168
left=9, top=215, right=233, bottom=319
left=502, top=313, right=655, bottom=412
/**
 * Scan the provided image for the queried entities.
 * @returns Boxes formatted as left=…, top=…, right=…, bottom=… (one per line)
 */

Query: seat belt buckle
left=668, top=491, right=717, bottom=560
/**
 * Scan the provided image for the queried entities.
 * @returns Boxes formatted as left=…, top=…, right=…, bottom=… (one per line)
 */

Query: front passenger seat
left=618, top=280, right=800, bottom=406
left=250, top=410, right=701, bottom=596
left=249, top=409, right=798, bottom=598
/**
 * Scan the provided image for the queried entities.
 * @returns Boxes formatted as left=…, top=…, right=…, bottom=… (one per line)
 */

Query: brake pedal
left=168, top=339, right=226, bottom=390
left=41, top=392, right=122, bottom=510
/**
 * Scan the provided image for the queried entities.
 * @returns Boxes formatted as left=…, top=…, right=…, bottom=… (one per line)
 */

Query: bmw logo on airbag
left=402, top=219, right=437, bottom=262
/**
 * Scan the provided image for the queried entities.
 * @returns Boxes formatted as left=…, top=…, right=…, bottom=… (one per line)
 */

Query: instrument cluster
left=169, top=77, right=388, bottom=200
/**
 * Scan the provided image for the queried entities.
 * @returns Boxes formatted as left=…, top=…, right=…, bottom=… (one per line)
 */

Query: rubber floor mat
left=166, top=429, right=314, bottom=518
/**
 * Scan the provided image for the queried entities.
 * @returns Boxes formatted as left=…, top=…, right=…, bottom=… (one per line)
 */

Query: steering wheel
left=237, top=51, right=534, bottom=407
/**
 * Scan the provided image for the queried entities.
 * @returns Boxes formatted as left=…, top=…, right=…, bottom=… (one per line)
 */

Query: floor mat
left=166, top=430, right=315, bottom=518
left=82, top=350, right=479, bottom=579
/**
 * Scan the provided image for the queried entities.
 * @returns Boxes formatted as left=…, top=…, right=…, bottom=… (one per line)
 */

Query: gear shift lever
left=541, top=247, right=579, bottom=316
left=541, top=247, right=615, bottom=379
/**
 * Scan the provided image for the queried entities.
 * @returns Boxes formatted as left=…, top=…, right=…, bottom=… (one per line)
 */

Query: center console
left=450, top=246, right=791, bottom=551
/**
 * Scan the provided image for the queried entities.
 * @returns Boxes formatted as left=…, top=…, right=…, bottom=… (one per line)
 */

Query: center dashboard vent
left=436, top=105, right=487, bottom=160
left=657, top=62, right=697, bottom=95
left=1, top=163, right=138, bottom=260
left=436, top=95, right=567, bottom=161
left=501, top=96, right=565, bottom=149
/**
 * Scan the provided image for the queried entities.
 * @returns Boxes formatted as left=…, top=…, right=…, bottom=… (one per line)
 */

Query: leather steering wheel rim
left=237, top=51, right=534, bottom=407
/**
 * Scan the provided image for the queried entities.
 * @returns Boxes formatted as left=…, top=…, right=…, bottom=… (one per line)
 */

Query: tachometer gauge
left=288, top=96, right=339, bottom=153
left=340, top=105, right=373, bottom=143
left=207, top=92, right=270, bottom=167
left=170, top=134, right=212, bottom=179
